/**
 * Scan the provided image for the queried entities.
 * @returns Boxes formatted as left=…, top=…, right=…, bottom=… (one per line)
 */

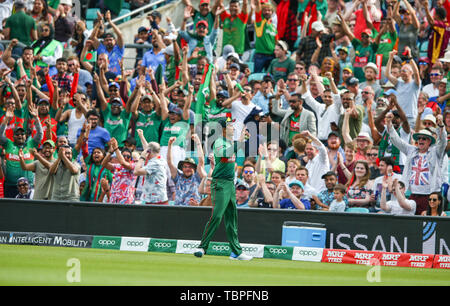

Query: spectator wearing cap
left=158, top=83, right=192, bottom=166
left=182, top=0, right=222, bottom=33
left=299, top=72, right=342, bottom=143
left=206, top=89, right=232, bottom=123
left=180, top=10, right=219, bottom=64
left=0, top=104, right=43, bottom=198
left=266, top=41, right=295, bottom=83
left=273, top=180, right=310, bottom=210
left=339, top=12, right=379, bottom=82
left=15, top=177, right=34, bottom=199
left=216, top=44, right=235, bottom=72
left=133, top=93, right=162, bottom=150
left=219, top=0, right=248, bottom=56
left=134, top=26, right=152, bottom=66
left=385, top=111, right=447, bottom=215
left=385, top=48, right=421, bottom=129
left=272, top=91, right=316, bottom=146
left=3, top=1, right=37, bottom=46
left=235, top=179, right=251, bottom=207
left=331, top=45, right=351, bottom=84
left=18, top=139, right=55, bottom=200
left=359, top=62, right=382, bottom=99
left=97, top=75, right=141, bottom=145
left=316, top=171, right=348, bottom=211
left=28, top=98, right=58, bottom=146
left=253, top=0, right=277, bottom=73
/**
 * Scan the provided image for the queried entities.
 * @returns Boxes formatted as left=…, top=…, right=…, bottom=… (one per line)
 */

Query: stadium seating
left=445, top=211, right=450, bottom=217
left=248, top=73, right=266, bottom=82
left=345, top=207, right=370, bottom=213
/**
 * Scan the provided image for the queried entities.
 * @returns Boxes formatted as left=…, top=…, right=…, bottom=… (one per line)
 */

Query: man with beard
left=272, top=92, right=316, bottom=146
left=141, top=29, right=166, bottom=75
left=76, top=109, right=110, bottom=155
left=49, top=144, right=81, bottom=201
left=385, top=112, right=447, bottom=215
left=302, top=130, right=330, bottom=193
left=359, top=63, right=382, bottom=99
left=374, top=97, right=410, bottom=171
left=219, top=0, right=248, bottom=56
left=167, top=134, right=206, bottom=206
left=0, top=103, right=43, bottom=198
left=95, top=73, right=140, bottom=145
left=18, top=139, right=55, bottom=200
left=2, top=39, right=36, bottom=79
left=300, top=72, right=342, bottom=143
left=182, top=0, right=222, bottom=33
left=90, top=11, right=124, bottom=76
left=337, top=90, right=365, bottom=141
left=133, top=93, right=162, bottom=150
left=315, top=171, right=348, bottom=211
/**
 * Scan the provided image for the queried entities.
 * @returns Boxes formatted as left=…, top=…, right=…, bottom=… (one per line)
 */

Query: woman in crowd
left=31, top=23, right=63, bottom=69
left=345, top=160, right=373, bottom=209
left=421, top=192, right=447, bottom=216
left=80, top=147, right=113, bottom=202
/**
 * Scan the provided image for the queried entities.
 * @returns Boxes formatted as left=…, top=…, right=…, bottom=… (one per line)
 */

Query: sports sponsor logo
left=175, top=240, right=202, bottom=254
left=207, top=242, right=232, bottom=256
left=292, top=247, right=323, bottom=262
left=263, top=245, right=293, bottom=260
left=92, top=236, right=121, bottom=250
left=120, top=237, right=150, bottom=252
left=433, top=255, right=450, bottom=269
left=148, top=239, right=177, bottom=253
left=241, top=244, right=264, bottom=258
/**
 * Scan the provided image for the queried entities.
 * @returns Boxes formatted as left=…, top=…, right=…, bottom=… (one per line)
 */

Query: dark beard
left=328, top=142, right=340, bottom=150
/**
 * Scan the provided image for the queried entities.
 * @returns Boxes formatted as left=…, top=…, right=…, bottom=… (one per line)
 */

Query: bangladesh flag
left=194, top=63, right=212, bottom=125
left=84, top=51, right=97, bottom=63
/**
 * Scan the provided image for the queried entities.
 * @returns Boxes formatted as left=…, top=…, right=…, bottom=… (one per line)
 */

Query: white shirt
left=231, top=100, right=256, bottom=140
left=422, top=83, right=439, bottom=98
left=306, top=142, right=330, bottom=192
left=385, top=197, right=416, bottom=215
left=302, top=91, right=343, bottom=141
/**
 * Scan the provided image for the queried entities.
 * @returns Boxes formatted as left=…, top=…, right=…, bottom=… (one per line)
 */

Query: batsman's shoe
left=229, top=252, right=253, bottom=261
left=193, top=248, right=205, bottom=258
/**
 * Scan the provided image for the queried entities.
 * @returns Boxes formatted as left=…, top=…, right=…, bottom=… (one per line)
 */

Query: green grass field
left=0, top=244, right=449, bottom=286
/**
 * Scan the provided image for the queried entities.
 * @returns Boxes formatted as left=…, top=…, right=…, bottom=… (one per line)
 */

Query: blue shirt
left=279, top=198, right=311, bottom=210
left=97, top=44, right=125, bottom=76
left=141, top=48, right=166, bottom=74
left=76, top=126, right=111, bottom=154
left=178, top=29, right=218, bottom=63
left=251, top=91, right=270, bottom=114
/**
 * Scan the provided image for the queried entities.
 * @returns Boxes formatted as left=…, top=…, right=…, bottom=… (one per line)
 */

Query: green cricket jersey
left=134, top=110, right=162, bottom=148
left=101, top=104, right=132, bottom=144
left=220, top=11, right=248, bottom=55
left=254, top=10, right=277, bottom=55
left=212, top=137, right=236, bottom=181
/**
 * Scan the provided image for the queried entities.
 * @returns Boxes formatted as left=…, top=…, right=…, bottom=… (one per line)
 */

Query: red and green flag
left=194, top=63, right=213, bottom=125
left=84, top=51, right=97, bottom=63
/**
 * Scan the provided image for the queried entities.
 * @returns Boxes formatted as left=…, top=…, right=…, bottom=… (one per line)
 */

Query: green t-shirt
left=254, top=11, right=277, bottom=55
left=193, top=10, right=215, bottom=34
left=80, top=163, right=113, bottom=202
left=4, top=138, right=39, bottom=187
left=288, top=112, right=300, bottom=146
left=351, top=38, right=379, bottom=82
left=101, top=104, right=132, bottom=145
left=212, top=137, right=236, bottom=181
left=267, top=57, right=296, bottom=82
left=160, top=118, right=190, bottom=147
left=205, top=99, right=232, bottom=122
left=5, top=11, right=37, bottom=46
left=375, top=31, right=398, bottom=66
left=338, top=105, right=365, bottom=140
left=220, top=12, right=248, bottom=55
left=134, top=110, right=162, bottom=148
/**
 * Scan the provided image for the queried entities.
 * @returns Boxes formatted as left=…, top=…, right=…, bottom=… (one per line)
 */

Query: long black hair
left=426, top=192, right=444, bottom=216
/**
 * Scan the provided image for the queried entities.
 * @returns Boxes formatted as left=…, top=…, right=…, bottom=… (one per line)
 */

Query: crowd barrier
left=0, top=198, right=449, bottom=255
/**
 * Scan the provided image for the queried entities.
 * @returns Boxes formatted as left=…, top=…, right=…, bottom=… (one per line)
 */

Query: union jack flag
left=410, top=155, right=430, bottom=186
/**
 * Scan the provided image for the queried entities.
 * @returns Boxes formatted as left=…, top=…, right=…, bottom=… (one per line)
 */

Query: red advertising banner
left=432, top=255, right=450, bottom=269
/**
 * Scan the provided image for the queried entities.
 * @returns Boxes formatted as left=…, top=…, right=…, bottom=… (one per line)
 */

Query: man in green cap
left=193, top=118, right=252, bottom=260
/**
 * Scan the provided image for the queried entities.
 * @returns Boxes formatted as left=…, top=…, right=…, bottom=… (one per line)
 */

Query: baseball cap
left=361, top=29, right=372, bottom=37
left=13, top=126, right=25, bottom=134
left=328, top=131, right=340, bottom=138
left=363, top=62, right=378, bottom=75
left=311, top=21, right=325, bottom=32
left=346, top=77, right=359, bottom=86
left=383, top=89, right=398, bottom=96
left=289, top=180, right=304, bottom=189
left=337, top=46, right=348, bottom=54
left=196, top=20, right=209, bottom=28
left=38, top=98, right=50, bottom=105
left=217, top=90, right=229, bottom=98
left=168, top=103, right=183, bottom=115
left=235, top=179, right=249, bottom=189
left=110, top=97, right=122, bottom=105
left=109, top=82, right=120, bottom=88
left=138, top=26, right=149, bottom=33
left=200, top=0, right=210, bottom=4
left=277, top=40, right=289, bottom=52
left=262, top=74, right=274, bottom=83
left=229, top=63, right=240, bottom=70
left=43, top=139, right=56, bottom=147
left=17, top=177, right=29, bottom=185
left=321, top=171, right=337, bottom=179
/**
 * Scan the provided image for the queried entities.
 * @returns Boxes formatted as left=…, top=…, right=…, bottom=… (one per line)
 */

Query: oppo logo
left=242, top=247, right=258, bottom=252
left=212, top=245, right=230, bottom=251
left=98, top=240, right=116, bottom=246
left=297, top=250, right=318, bottom=256
left=183, top=243, right=199, bottom=248
left=269, top=248, right=288, bottom=254
left=127, top=241, right=144, bottom=247
left=154, top=242, right=172, bottom=248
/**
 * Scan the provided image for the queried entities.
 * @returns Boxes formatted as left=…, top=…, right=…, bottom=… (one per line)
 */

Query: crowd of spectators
left=0, top=0, right=449, bottom=217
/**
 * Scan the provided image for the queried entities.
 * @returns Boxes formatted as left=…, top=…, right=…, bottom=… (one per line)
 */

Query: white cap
left=59, top=0, right=73, bottom=6
left=311, top=21, right=325, bottom=32
left=363, top=62, right=378, bottom=75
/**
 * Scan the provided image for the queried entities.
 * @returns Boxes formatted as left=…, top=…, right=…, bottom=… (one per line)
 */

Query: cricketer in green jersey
left=194, top=118, right=252, bottom=260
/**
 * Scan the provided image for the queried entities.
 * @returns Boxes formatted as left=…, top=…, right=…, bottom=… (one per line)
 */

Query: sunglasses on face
left=287, top=79, right=298, bottom=82
left=417, top=136, right=429, bottom=141
left=430, top=73, right=441, bottom=77
left=367, top=153, right=378, bottom=157
left=18, top=183, right=28, bottom=188
left=428, top=198, right=439, bottom=202
left=243, top=170, right=254, bottom=174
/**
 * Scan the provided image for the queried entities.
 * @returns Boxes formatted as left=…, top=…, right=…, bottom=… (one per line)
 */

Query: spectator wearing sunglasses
left=422, top=67, right=444, bottom=99
left=15, top=177, right=34, bottom=199
left=241, top=164, right=257, bottom=194
left=421, top=191, right=447, bottom=216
